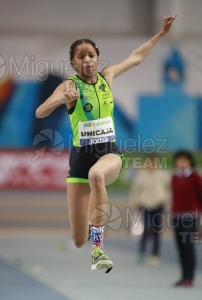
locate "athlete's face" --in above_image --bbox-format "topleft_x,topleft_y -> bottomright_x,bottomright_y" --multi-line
72,44 -> 98,77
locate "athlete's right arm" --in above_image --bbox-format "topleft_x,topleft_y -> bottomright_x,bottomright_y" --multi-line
35,80 -> 78,118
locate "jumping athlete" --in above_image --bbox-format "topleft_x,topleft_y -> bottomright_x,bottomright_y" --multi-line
36,15 -> 177,273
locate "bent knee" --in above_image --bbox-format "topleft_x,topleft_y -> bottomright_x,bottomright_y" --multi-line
88,169 -> 104,187
72,237 -> 86,248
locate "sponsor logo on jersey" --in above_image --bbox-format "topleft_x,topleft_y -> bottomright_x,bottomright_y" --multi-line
81,128 -> 114,137
83,103 -> 93,112
99,83 -> 106,92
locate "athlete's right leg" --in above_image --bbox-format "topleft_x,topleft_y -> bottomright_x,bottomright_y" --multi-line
67,183 -> 91,248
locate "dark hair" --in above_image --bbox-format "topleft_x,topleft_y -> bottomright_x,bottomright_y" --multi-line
173,150 -> 195,168
69,39 -> 99,65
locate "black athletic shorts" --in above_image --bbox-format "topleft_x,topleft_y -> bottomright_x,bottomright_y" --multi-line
66,142 -> 124,183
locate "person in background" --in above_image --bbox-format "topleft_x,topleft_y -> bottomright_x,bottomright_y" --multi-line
129,154 -> 171,265
171,150 -> 202,287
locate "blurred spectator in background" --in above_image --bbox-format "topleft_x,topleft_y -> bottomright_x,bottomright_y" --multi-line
171,150 -> 202,287
129,154 -> 171,265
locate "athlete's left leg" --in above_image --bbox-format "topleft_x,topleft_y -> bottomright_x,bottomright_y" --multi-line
88,153 -> 122,271
88,153 -> 122,226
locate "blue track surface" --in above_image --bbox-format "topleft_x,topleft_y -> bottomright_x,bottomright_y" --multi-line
0,258 -> 70,300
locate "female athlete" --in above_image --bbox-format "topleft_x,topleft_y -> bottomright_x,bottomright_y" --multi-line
36,15 -> 177,273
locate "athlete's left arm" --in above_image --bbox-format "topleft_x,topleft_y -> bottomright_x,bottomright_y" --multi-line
101,15 -> 177,81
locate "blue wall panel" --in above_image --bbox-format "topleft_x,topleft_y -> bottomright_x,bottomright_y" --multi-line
137,91 -> 198,151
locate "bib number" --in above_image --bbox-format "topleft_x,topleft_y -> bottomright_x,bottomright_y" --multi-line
78,117 -> 116,146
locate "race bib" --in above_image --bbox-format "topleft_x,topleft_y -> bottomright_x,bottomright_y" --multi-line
78,116 -> 116,146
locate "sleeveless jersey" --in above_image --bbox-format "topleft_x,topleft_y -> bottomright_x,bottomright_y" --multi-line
68,73 -> 116,147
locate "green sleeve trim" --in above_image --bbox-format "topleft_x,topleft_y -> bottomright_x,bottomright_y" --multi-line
66,177 -> 89,183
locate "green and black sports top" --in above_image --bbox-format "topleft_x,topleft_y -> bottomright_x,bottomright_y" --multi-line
68,73 -> 116,147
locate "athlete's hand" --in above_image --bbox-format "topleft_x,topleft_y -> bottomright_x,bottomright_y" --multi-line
160,14 -> 177,36
64,88 -> 79,103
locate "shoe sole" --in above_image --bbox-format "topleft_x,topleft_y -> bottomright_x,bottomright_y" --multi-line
91,259 -> 113,271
